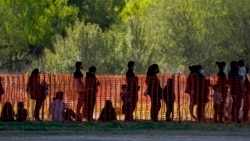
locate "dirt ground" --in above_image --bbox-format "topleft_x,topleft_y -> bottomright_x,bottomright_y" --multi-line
1,131 -> 250,141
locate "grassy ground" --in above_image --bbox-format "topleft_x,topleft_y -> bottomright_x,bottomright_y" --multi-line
0,121 -> 249,134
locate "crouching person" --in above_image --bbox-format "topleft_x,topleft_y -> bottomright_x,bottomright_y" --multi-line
50,91 -> 67,122
98,100 -> 117,122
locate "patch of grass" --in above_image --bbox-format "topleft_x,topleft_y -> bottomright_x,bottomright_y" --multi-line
0,121 -> 249,134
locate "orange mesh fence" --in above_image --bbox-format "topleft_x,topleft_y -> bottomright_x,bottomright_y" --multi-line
0,73 -> 249,122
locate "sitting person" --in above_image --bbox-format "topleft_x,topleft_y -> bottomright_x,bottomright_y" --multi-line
50,91 -> 67,122
16,102 -> 28,122
98,100 -> 117,122
1,102 -> 15,122
63,108 -> 76,122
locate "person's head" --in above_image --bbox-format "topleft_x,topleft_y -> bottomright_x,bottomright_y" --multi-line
196,65 -> 204,74
230,61 -> 238,71
88,66 -> 96,74
17,102 -> 24,110
238,60 -> 245,67
2,102 -> 13,113
151,64 -> 159,74
104,100 -> 113,109
188,65 -> 196,74
127,61 -> 135,71
55,91 -> 64,101
75,61 -> 83,70
216,61 -> 226,71
31,68 -> 40,76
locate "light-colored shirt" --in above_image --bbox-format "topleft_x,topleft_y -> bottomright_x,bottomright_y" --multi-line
50,99 -> 67,122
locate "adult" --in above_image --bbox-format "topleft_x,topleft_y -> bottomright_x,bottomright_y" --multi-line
26,68 -> 48,121
228,61 -> 243,122
122,61 -> 139,121
50,91 -> 67,122
145,64 -> 162,121
213,61 -> 227,123
73,61 -> 85,121
84,66 -> 100,121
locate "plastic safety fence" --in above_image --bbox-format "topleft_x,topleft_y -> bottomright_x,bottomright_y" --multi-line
0,74 -> 249,122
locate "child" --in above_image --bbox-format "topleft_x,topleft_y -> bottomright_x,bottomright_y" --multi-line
16,102 -> 28,122
1,102 -> 15,122
212,85 -> 223,123
98,100 -> 117,122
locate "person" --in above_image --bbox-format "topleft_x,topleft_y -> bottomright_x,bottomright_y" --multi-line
213,61 -> 228,123
145,64 -> 162,121
98,100 -> 117,122
26,68 -> 49,121
73,61 -> 85,121
16,102 -> 28,122
185,65 -> 197,120
194,65 -> 209,122
163,78 -> 175,121
0,102 -> 15,122
238,60 -> 249,121
84,66 -> 100,121
50,91 -> 67,122
122,61 -> 139,121
228,61 -> 243,123
0,76 -> 4,101
188,65 -> 209,122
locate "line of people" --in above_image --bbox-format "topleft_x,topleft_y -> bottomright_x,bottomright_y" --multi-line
185,60 -> 249,123
0,60 -> 248,123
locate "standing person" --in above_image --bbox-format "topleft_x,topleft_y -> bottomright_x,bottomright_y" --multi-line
185,65 -> 197,120
213,61 -> 228,123
73,61 -> 85,121
238,60 -> 249,121
50,91 -> 67,122
145,64 -> 162,121
84,66 -> 100,121
26,68 -> 48,121
194,65 -> 209,122
122,61 -> 139,121
163,78 -> 175,121
228,61 -> 243,123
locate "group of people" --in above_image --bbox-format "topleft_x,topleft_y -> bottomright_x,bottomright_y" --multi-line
185,60 -> 249,123
0,60 -> 248,123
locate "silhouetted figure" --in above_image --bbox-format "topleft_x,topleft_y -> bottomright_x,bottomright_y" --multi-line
228,61 -> 242,123
163,78 -> 175,121
185,65 -> 197,120
1,102 -> 15,122
73,61 -> 85,121
16,102 -> 28,122
98,100 -> 117,122
238,60 -> 249,121
50,91 -> 67,122
122,61 -> 139,121
26,68 -> 48,121
0,77 -> 4,101
145,64 -> 162,121
84,66 -> 100,121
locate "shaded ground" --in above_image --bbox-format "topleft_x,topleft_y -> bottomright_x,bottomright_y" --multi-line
1,131 -> 250,141
0,121 -> 250,141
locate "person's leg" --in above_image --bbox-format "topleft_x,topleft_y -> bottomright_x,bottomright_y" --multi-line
76,92 -> 84,121
34,98 -> 44,120
213,103 -> 218,122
